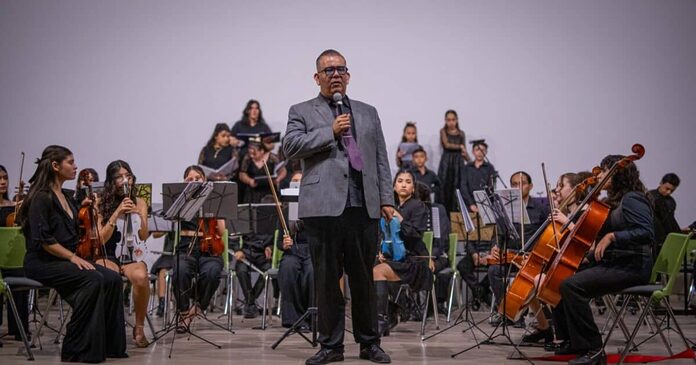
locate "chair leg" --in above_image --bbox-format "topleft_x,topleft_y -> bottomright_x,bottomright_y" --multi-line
227,272 -> 235,331
605,295 -> 634,345
645,300 -> 672,356
602,293 -> 630,350
261,274 -> 269,330
31,288 -> 58,349
431,286 -> 439,330
163,271 -> 171,328
662,298 -> 696,365
447,273 -> 457,323
5,287 -> 34,360
276,292 -> 282,317
619,295 -> 652,364
420,290 -> 430,338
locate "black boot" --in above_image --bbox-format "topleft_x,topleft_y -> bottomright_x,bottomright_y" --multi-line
375,281 -> 390,337
244,291 -> 258,319
156,297 -> 165,317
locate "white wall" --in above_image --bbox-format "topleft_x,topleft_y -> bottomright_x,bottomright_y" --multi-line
1,0 -> 695,225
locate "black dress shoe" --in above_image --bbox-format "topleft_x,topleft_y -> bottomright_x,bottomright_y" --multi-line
568,350 -> 606,365
305,348 -> 344,365
521,327 -> 553,344
554,340 -> 580,356
359,344 -> 391,364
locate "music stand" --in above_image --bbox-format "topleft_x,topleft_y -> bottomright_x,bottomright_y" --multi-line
422,190 -> 488,343
451,190 -> 531,363
155,182 -> 221,357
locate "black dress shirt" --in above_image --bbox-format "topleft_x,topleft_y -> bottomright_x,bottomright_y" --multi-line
23,188 -> 80,261
460,161 -> 497,209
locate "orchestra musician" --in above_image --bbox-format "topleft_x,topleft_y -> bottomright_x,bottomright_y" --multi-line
95,160 -> 151,348
20,146 -> 127,362
170,165 -> 226,329
558,155 -> 654,365
372,170 -> 433,336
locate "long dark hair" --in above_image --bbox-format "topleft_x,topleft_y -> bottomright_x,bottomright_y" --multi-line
100,160 -> 137,224
444,109 -> 461,131
393,169 -> 418,204
0,165 -> 8,201
401,122 -> 418,143
18,145 -> 73,226
600,155 -> 647,209
206,123 -> 231,149
241,99 -> 266,126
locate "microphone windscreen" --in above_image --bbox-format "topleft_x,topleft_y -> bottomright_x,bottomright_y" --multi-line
332,92 -> 343,104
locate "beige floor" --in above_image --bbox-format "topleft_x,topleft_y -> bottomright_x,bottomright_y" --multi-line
2,304 -> 695,364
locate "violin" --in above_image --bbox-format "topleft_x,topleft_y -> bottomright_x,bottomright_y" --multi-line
380,217 -> 406,262
5,152 -> 26,227
536,144 -> 645,307
500,166 -> 602,321
76,170 -> 106,261
198,218 -> 224,256
115,181 -> 148,263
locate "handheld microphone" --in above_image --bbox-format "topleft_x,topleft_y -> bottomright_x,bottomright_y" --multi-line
332,92 -> 343,114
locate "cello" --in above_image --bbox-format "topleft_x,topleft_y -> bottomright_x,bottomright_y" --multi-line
536,144 -> 645,306
76,170 -> 107,262
500,167 -> 602,321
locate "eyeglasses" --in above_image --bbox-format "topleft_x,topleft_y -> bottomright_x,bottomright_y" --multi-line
319,66 -> 348,76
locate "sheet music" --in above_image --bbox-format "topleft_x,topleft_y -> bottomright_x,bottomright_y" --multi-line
495,189 -> 530,225
456,189 -> 475,232
164,182 -> 213,221
199,157 -> 238,178
473,190 -> 496,225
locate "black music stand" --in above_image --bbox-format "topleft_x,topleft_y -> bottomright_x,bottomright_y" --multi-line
154,182 -> 220,357
451,190 -> 532,363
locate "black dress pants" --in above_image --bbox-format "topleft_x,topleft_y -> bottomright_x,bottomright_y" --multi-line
24,255 -> 127,363
173,254 -> 223,312
278,245 -> 314,327
235,250 -> 271,304
304,207 -> 380,351
559,264 -> 648,351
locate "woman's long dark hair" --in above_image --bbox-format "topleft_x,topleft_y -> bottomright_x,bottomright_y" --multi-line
205,123 -> 231,149
0,165 -> 9,201
241,99 -> 266,126
600,154 -> 647,209
100,160 -> 137,225
183,165 -> 206,181
393,169 -> 418,204
18,145 -> 73,226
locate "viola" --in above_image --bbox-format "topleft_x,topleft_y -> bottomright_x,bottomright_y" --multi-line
500,167 -> 602,321
380,217 -> 406,262
198,218 -> 224,256
536,144 -> 645,307
76,170 -> 106,261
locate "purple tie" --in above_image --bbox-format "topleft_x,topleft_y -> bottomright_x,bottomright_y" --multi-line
332,103 -> 364,171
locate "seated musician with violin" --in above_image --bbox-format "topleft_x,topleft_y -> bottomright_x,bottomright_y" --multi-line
21,146 -> 127,362
373,170 -> 433,337
74,167 -> 99,206
488,171 -> 549,327
95,160 -> 151,348
277,172 -> 314,329
557,154 -> 653,365
0,164 -> 30,343
171,166 -> 226,330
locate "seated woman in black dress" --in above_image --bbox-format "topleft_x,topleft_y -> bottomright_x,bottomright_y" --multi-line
171,165 -> 226,329
372,170 -> 433,336
95,160 -> 151,347
558,155 -> 654,365
20,145 -> 126,362
198,123 -> 238,181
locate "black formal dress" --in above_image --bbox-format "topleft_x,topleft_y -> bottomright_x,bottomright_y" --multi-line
22,188 -> 126,362
437,129 -> 466,213
277,220 -> 314,327
384,198 -> 433,291
558,191 -> 654,352
171,220 -> 224,312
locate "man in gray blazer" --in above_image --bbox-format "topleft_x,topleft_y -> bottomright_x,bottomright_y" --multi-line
283,49 -> 394,365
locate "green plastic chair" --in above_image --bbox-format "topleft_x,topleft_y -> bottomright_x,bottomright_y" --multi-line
602,232 -> 695,364
0,227 -> 41,360
261,229 -> 281,328
419,231 -> 440,338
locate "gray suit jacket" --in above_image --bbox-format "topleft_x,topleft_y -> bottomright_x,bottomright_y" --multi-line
283,95 -> 394,219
